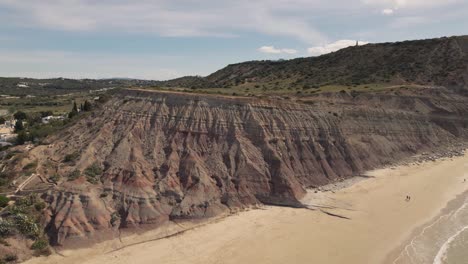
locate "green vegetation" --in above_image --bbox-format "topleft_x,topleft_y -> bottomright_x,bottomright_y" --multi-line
84,163 -> 103,184
0,219 -> 15,237
30,238 -> 51,256
68,101 -> 79,119
0,195 -> 9,208
49,174 -> 61,183
67,169 -> 81,181
145,83 -> 420,98
0,172 -> 8,188
34,202 -> 46,212
13,111 -> 27,120
31,239 -> 48,250
0,194 -> 50,257
154,36 -> 468,94
14,213 -> 40,238
9,109 -> 71,145
63,152 -> 79,163
110,212 -> 120,226
3,254 -> 17,262
23,161 -> 37,171
14,120 -> 24,132
0,77 -> 134,97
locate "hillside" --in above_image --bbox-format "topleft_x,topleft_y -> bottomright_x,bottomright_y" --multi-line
2,35 -> 468,262
0,86 -> 466,252
161,36 -> 468,92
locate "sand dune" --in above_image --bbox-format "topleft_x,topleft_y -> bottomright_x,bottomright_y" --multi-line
25,152 -> 468,264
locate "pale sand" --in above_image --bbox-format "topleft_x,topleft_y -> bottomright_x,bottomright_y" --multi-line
25,153 -> 468,264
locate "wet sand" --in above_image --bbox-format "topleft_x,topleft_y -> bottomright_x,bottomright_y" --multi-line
25,152 -> 468,264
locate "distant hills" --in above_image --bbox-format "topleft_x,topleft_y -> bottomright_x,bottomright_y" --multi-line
159,35 -> 468,93
2,35 -> 468,97
0,77 -> 157,96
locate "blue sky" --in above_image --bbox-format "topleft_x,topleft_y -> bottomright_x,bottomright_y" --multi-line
0,0 -> 467,80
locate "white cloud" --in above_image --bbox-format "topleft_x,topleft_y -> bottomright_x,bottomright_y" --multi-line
258,46 -> 282,54
382,8 -> 394,15
258,46 -> 298,54
390,16 -> 428,28
281,49 -> 298,54
0,0 -> 329,44
307,40 -> 369,56
362,0 -> 460,9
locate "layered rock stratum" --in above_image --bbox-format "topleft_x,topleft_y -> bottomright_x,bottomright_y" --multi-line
14,87 -> 468,246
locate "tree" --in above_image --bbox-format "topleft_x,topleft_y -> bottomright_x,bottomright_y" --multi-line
73,101 -> 78,112
14,120 -> 24,132
40,111 -> 53,118
83,100 -> 92,111
68,101 -> 79,119
14,111 -> 27,121
16,131 -> 29,145
26,112 -> 42,127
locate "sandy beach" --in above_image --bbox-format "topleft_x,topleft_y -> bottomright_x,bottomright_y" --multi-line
24,152 -> 468,264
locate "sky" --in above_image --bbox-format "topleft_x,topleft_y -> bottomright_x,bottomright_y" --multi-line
0,0 -> 467,80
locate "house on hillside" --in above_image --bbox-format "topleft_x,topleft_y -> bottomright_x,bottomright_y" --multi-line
42,115 -> 65,124
16,83 -> 29,88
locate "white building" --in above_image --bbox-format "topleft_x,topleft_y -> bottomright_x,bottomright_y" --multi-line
42,115 -> 65,124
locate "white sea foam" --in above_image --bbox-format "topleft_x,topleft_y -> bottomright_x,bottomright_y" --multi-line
433,225 -> 468,264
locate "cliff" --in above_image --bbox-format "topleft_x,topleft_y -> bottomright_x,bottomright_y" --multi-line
12,86 -> 467,246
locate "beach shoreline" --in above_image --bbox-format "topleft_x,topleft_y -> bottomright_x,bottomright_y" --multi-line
24,151 -> 468,264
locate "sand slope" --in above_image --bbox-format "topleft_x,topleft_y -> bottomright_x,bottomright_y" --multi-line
25,153 -> 468,264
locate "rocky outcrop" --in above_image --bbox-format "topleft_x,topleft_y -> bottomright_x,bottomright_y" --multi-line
23,88 -> 468,246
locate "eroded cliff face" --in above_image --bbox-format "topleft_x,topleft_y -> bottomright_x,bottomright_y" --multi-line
22,88 -> 468,246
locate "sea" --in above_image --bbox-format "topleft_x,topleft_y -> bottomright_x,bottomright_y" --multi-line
392,191 -> 468,264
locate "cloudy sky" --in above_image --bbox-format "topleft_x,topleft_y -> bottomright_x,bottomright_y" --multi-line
0,0 -> 467,80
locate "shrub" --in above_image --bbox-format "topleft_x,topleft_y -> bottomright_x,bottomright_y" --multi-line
0,196 -> 9,208
49,174 -> 61,183
0,219 -> 15,237
31,239 -> 49,250
84,163 -> 103,184
34,202 -> 46,212
8,204 -> 28,215
67,170 -> 81,181
0,178 -> 7,187
110,212 -> 120,226
23,162 -> 37,171
16,131 -> 29,145
14,214 -> 39,239
4,254 -> 17,262
63,152 -> 79,163
16,194 -> 38,207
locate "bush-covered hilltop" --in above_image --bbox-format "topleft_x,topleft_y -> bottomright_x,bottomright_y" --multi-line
159,36 -> 468,91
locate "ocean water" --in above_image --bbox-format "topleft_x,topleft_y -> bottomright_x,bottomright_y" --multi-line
392,193 -> 468,264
